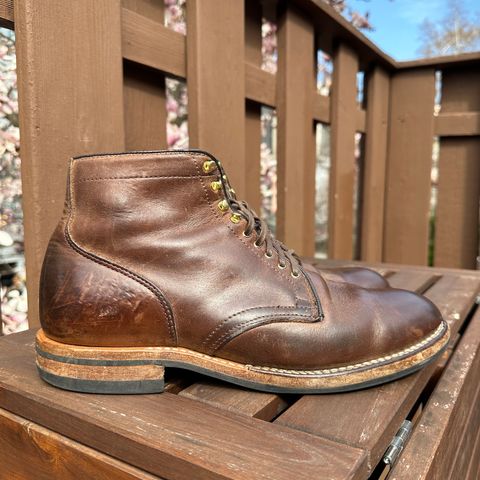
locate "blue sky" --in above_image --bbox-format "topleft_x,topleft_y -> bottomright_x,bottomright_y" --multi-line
348,0 -> 479,60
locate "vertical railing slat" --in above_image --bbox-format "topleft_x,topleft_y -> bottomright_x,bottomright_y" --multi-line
383,69 -> 436,265
244,0 -> 263,212
123,0 -> 167,150
186,0 -> 246,196
328,43 -> 358,260
15,0 -> 125,327
276,5 -> 316,256
361,66 -> 390,262
434,68 -> 480,269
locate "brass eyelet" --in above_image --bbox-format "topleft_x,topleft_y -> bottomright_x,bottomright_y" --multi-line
230,213 -> 242,224
278,263 -> 286,269
254,241 -> 261,248
242,231 -> 252,238
218,200 -> 229,212
265,251 -> 273,258
210,181 -> 222,192
291,271 -> 300,278
202,160 -> 216,173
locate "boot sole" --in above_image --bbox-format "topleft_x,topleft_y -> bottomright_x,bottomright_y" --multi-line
35,322 -> 449,394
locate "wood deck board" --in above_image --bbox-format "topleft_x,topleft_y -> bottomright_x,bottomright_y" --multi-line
178,379 -> 291,421
1,264 -> 479,478
0,331 -> 368,480
274,268 -> 478,473
389,308 -> 480,479
0,407 -> 161,480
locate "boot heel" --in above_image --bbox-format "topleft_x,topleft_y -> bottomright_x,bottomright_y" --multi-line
35,329 -> 165,394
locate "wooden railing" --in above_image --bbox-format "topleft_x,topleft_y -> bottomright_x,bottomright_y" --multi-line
0,0 -> 479,327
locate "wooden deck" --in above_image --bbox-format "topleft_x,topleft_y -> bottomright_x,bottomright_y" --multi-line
0,261 -> 479,479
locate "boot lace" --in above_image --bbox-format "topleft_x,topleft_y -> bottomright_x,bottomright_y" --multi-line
228,198 -> 301,277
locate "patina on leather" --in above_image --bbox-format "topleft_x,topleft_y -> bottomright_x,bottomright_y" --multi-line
40,150 -> 444,371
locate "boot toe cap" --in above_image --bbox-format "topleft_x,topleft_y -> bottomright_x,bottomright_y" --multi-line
215,285 -> 447,373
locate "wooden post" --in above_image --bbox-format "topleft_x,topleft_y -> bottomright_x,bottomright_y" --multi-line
186,0 -> 246,196
14,0 -> 125,326
244,0 -> 263,213
123,0 -> 167,150
276,5 -> 316,256
361,66 -> 390,262
328,43 -> 358,260
383,69 -> 436,265
434,67 -> 480,269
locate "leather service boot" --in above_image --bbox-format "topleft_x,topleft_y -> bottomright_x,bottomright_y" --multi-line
36,150 -> 449,394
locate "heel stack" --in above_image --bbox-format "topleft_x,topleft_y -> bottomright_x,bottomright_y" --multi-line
35,329 -> 165,394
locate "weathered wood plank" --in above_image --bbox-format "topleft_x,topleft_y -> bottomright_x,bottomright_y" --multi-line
328,43 -> 359,259
390,309 -> 480,479
466,423 -> 480,480
387,271 -> 439,293
15,0 -> 125,327
178,379 -> 289,421
276,4 -> 316,256
0,407 -> 160,479
361,66 -> 390,262
310,257 -> 480,278
187,0 -> 246,196
275,270 -> 472,473
383,69 -> 436,265
422,274 -> 480,338
0,331 -> 369,480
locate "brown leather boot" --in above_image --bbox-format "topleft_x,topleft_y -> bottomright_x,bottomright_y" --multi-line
36,150 -> 449,394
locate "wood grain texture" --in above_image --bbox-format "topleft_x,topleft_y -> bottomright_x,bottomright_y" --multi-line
276,5 -> 316,256
423,274 -> 480,338
178,379 -> 289,421
0,407 -> 160,480
390,309 -> 480,480
361,67 -> 390,262
386,271 -> 438,293
15,0 -> 125,327
328,43 -> 359,259
187,0 -> 246,197
0,331 -> 369,480
383,69 -> 436,265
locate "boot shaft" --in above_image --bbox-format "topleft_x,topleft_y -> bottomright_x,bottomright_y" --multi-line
41,151 -> 320,349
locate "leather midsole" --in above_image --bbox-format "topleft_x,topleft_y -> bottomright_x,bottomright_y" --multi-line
36,323 -> 449,389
